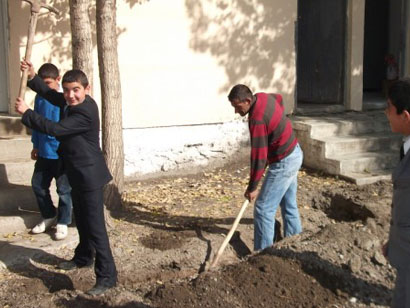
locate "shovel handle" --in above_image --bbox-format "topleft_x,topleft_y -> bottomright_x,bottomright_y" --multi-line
210,199 -> 250,268
18,12 -> 38,99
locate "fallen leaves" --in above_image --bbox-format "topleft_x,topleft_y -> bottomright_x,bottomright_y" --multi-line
123,168 -> 249,219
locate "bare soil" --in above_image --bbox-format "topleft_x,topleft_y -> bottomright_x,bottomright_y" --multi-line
0,157 -> 395,307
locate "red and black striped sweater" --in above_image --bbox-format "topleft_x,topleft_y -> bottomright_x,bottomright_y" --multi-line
247,93 -> 298,192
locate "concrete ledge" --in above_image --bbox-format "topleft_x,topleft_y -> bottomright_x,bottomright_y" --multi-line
124,120 -> 249,178
0,115 -> 31,137
340,170 -> 392,185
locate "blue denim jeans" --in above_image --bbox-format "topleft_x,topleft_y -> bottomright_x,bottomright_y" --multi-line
31,157 -> 72,225
254,144 -> 303,250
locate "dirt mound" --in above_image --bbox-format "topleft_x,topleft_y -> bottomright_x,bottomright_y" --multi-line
148,252 -> 345,308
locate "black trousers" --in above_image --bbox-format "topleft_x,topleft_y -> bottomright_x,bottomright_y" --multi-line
71,186 -> 117,286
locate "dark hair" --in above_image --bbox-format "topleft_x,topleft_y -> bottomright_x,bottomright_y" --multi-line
38,63 -> 59,80
62,69 -> 89,88
228,84 -> 253,102
388,78 -> 410,114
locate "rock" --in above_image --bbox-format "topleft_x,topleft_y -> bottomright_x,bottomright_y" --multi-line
372,251 -> 387,266
348,254 -> 362,273
366,218 -> 378,234
362,239 -> 374,251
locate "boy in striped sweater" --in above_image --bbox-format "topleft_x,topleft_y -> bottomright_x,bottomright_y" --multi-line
228,84 -> 303,250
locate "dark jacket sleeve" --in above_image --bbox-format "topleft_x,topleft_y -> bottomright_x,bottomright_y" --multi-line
27,75 -> 66,108
21,106 -> 91,137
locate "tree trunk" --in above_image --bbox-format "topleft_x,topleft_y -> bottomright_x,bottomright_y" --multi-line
69,0 -> 93,92
96,0 -> 124,210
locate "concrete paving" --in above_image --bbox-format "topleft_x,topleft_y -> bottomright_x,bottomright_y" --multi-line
0,226 -> 78,269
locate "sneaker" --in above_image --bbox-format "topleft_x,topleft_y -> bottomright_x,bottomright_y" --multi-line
55,224 -> 68,240
31,217 -> 56,234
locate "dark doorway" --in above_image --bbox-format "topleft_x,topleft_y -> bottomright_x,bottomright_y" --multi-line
363,0 -> 389,92
297,0 -> 346,105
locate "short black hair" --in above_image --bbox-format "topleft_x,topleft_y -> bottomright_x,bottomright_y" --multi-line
228,84 -> 253,102
388,78 -> 410,114
38,63 -> 59,80
62,69 -> 89,88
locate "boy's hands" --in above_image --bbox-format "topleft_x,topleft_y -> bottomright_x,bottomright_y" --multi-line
15,97 -> 30,115
20,59 -> 35,80
31,148 -> 38,160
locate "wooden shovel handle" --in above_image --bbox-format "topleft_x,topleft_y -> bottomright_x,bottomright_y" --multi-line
18,12 -> 38,99
210,199 -> 250,268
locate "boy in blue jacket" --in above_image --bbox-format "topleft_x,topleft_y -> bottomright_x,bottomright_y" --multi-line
30,63 -> 72,240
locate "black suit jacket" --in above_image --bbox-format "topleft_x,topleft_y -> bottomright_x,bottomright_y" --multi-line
22,75 -> 112,191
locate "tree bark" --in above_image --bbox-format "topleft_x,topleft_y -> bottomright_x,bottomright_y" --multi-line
69,0 -> 93,92
96,0 -> 124,210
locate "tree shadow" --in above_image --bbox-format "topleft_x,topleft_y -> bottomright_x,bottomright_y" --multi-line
110,197 -> 254,266
185,0 -> 296,95
265,248 -> 393,306
0,240 -> 74,293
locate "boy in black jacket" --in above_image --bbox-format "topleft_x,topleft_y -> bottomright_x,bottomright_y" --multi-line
16,60 -> 117,296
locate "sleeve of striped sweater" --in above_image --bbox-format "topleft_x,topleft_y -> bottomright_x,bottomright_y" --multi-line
247,118 -> 268,192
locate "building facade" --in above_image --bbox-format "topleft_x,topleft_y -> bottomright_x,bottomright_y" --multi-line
1,0 -> 409,178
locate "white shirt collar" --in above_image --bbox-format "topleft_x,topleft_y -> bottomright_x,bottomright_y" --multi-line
403,135 -> 410,155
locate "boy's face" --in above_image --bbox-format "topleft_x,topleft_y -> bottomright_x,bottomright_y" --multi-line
43,77 -> 60,91
385,98 -> 410,134
63,81 -> 90,106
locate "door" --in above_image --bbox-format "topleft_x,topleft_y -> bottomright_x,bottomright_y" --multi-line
297,0 -> 346,104
363,0 -> 389,91
0,1 -> 9,113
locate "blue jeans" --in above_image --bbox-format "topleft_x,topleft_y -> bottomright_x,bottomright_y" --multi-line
254,144 -> 303,250
31,157 -> 72,225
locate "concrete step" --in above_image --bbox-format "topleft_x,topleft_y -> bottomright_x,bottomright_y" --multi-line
0,159 -> 35,185
0,211 -> 40,236
341,169 -> 393,185
326,151 -> 399,175
0,115 -> 31,137
0,136 -> 32,160
0,183 -> 59,234
292,111 -> 390,139
320,133 -> 402,157
0,226 -> 79,269
0,184 -> 37,212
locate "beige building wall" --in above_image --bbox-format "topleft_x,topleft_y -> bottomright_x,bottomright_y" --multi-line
7,0 -> 297,127
117,0 -> 297,128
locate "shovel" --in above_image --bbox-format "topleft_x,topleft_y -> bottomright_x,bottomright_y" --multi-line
208,199 -> 250,270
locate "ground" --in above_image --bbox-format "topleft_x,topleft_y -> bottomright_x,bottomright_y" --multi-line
0,156 -> 396,308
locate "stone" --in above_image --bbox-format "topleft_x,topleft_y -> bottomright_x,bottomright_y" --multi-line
372,251 -> 387,266
348,254 -> 362,273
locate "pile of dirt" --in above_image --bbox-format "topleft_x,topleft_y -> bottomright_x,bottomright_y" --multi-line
0,158 -> 396,307
148,253 -> 346,308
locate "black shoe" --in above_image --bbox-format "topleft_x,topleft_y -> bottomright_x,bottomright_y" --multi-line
86,284 -> 114,296
57,260 -> 92,271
